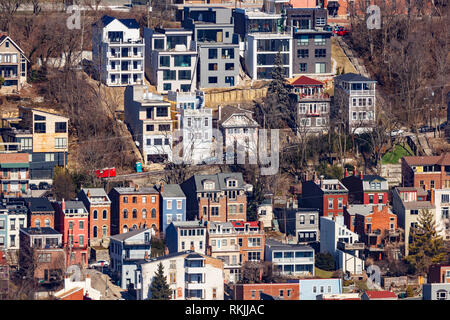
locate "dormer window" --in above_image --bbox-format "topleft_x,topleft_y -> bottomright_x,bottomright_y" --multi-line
203,180 -> 215,190
5,41 -> 9,48
227,179 -> 237,188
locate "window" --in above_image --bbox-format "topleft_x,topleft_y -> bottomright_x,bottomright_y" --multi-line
314,35 -> 326,45
157,107 -> 168,117
436,290 -> 447,300
178,70 -> 191,80
142,209 -> 147,219
208,77 -> 218,84
225,76 -> 235,86
442,208 -> 449,219
158,124 -> 170,132
79,235 -> 84,247
315,62 -> 326,73
248,252 -> 261,261
208,49 -> 218,59
151,208 -> 156,218
299,215 -> 305,225
310,215 -> 315,224
431,180 -> 435,189
102,210 -> 107,220
279,290 -> 284,297
162,70 -> 176,81
328,198 -> 333,209
174,55 -> 191,67
123,209 -> 128,219
338,198 -> 343,208
154,39 -> 164,49
163,83 -> 172,91
211,207 -> 219,216
248,238 -> 261,247
142,196 -> 147,203
152,196 -> 156,203
35,219 -> 40,228
132,209 -> 137,219
177,200 -> 182,210
378,194 -> 383,203
297,49 -> 309,58
298,35 -> 309,45
79,221 -> 84,229
316,17 -> 326,27
313,286 -> 317,293
45,153 -> 55,162
123,197 -> 128,204
315,49 -> 326,58
208,63 -> 218,71
167,200 -> 172,210
299,63 -> 307,72
34,122 -> 46,133
225,63 -> 234,70
222,48 -> 234,59
102,225 -> 107,237
251,290 -> 256,299
54,137 -> 67,149
93,210 -> 98,220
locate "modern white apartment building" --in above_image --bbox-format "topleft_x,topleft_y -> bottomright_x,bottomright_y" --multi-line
245,32 -> 293,80
124,85 -> 173,164
144,27 -> 197,94
92,15 -> 144,86
431,189 -> 450,241
136,251 -> 224,300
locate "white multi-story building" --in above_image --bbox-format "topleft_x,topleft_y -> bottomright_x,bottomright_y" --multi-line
136,251 -> 224,300
5,201 -> 27,250
124,85 -> 173,164
218,106 -> 260,163
245,33 -> 293,80
92,15 -> 144,86
432,189 -> 450,241
333,73 -> 377,134
320,216 -> 365,275
169,90 -> 213,164
144,27 -> 197,94
165,220 -> 207,255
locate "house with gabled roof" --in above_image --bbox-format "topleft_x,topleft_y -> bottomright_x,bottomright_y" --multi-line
92,15 -> 144,86
0,33 -> 29,94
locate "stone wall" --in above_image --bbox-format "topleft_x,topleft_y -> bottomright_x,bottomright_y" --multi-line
203,87 -> 268,107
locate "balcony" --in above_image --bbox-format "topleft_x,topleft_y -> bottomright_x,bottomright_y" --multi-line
211,244 -> 240,252
349,90 -> 375,96
185,281 -> 205,290
107,39 -> 144,45
296,93 -> 330,101
185,267 -> 204,274
124,240 -> 151,246
337,241 -> 365,251
272,257 -> 314,263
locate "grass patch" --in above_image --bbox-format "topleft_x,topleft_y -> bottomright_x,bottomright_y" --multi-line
315,267 -> 334,279
382,144 -> 413,164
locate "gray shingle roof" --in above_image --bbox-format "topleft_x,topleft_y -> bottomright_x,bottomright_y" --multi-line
171,220 -> 206,228
64,201 -> 87,211
23,197 -> 54,213
113,186 -> 158,195
335,73 -> 376,82
161,184 -> 186,198
21,227 -> 60,235
81,188 -> 109,198
110,228 -> 152,242
265,239 -> 313,251
193,172 -> 245,192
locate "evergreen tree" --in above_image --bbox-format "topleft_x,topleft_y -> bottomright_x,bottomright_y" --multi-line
268,51 -> 291,106
149,262 -> 171,300
406,209 -> 447,275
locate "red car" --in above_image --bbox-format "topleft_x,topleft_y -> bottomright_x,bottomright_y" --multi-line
333,26 -> 349,36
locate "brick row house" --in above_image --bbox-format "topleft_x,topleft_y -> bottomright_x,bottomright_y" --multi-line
181,173 -> 247,223
108,186 -> 160,235
0,153 -> 30,197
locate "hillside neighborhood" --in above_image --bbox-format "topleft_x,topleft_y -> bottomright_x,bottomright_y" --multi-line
0,0 -> 449,302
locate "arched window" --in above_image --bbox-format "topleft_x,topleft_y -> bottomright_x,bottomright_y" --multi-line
93,210 -> 98,220
151,208 -> 156,218
123,209 -> 128,219
93,226 -> 98,238
35,219 -> 40,228
142,209 -> 147,219
132,209 -> 138,219
132,224 -> 137,230
151,224 -> 157,232
102,225 -> 107,237
44,219 -> 50,227
123,225 -> 128,233
102,210 -> 107,220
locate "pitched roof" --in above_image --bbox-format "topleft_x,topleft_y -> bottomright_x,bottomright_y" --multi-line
217,105 -> 259,127
112,186 -> 158,195
193,172 -> 245,192
95,15 -> 140,29
231,221 -> 259,228
403,155 -> 447,166
161,184 -> 185,198
171,220 -> 206,228
110,228 -> 152,241
81,188 -> 108,198
0,35 -> 29,61
265,239 -> 313,251
335,73 -> 376,83
364,290 -> 397,299
21,227 -> 61,235
290,75 -> 324,86
23,197 -> 54,213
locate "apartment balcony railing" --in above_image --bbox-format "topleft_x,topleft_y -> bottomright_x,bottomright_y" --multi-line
272,257 -> 314,263
235,230 -> 264,235
107,39 -> 144,45
0,142 -> 22,153
211,244 -> 240,252
349,90 -> 375,96
297,93 -> 330,101
124,240 -> 151,246
337,241 -> 365,251
185,267 -> 205,274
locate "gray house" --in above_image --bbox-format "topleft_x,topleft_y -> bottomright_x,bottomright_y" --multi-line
276,207 -> 319,244
265,239 -> 315,276
423,283 -> 450,300
109,228 -> 152,290
286,8 -> 332,76
182,7 -> 240,88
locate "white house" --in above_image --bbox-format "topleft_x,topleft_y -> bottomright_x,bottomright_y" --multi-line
320,216 -> 365,275
92,15 -> 144,86
124,85 -> 173,164
6,203 -> 27,250
136,251 -> 224,300
165,220 -> 207,255
432,189 -> 450,241
257,198 -> 273,230
54,275 -> 102,300
218,106 -> 260,164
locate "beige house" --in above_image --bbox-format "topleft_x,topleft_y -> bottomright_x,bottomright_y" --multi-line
0,34 -> 28,94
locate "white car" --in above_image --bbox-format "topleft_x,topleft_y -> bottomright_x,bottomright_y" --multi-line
89,260 -> 109,268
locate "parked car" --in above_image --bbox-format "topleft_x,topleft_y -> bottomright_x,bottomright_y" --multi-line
89,260 -> 109,269
333,26 -> 349,36
419,125 -> 436,133
29,184 -> 38,190
323,25 -> 333,32
38,182 -> 51,190
389,129 -> 405,137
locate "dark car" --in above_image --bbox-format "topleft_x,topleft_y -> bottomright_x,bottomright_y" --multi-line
323,25 -> 333,32
30,184 -> 38,190
38,182 -> 51,190
419,125 -> 436,133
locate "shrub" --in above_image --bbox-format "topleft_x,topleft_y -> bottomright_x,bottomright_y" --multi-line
315,252 -> 336,271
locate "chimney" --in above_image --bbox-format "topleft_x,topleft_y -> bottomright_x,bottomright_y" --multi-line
360,171 -> 363,180
87,190 -> 91,198
190,243 -> 195,251
160,182 -> 164,194
206,245 -> 211,256
144,251 -> 149,260
320,175 -> 324,188
344,168 -> 348,177
61,199 -> 66,212
135,184 -> 139,191
164,246 -> 169,255
218,105 -> 222,121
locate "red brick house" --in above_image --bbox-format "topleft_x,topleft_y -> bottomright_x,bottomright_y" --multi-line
428,264 -> 450,284
353,205 -> 399,258
341,172 -> 388,205
232,283 -> 300,300
53,200 -> 89,267
301,178 -> 348,220
24,197 -> 55,229
0,152 -> 30,197
108,185 -> 160,235
401,154 -> 450,192
77,188 -> 111,246
232,221 -> 265,264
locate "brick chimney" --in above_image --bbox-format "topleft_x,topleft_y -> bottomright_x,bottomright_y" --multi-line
61,199 -> 66,212
206,245 -> 211,256
144,251 -> 149,260
190,243 -> 195,251
160,182 -> 164,193
164,246 -> 169,255
135,184 -> 139,191
344,168 -> 348,177
360,171 -> 363,180
87,190 -> 91,198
